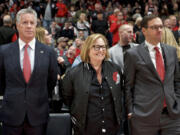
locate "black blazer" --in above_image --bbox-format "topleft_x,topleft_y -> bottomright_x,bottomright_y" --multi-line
0,40 -> 58,126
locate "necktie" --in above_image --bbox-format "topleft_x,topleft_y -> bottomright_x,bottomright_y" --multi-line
154,47 -> 166,107
23,44 -> 31,83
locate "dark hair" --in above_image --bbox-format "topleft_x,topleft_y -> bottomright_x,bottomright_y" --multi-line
141,15 -> 159,28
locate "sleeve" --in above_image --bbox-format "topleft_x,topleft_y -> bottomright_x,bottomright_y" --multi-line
47,48 -> 58,98
124,50 -> 137,114
62,70 -> 73,107
109,22 -> 118,33
0,47 -> 5,95
173,48 -> 180,98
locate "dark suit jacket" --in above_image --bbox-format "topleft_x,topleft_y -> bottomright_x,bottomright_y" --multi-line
0,40 -> 58,126
124,43 -> 180,124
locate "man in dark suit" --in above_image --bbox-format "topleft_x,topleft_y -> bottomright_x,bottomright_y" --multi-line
124,15 -> 180,135
0,8 -> 58,135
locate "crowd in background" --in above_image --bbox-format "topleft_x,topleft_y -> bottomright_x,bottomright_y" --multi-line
0,0 -> 180,45
0,0 -> 180,112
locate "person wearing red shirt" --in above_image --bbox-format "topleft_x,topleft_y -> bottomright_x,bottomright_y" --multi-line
55,0 -> 68,26
110,11 -> 127,46
108,8 -> 120,25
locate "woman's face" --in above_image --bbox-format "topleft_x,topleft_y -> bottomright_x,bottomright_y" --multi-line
89,38 -> 107,63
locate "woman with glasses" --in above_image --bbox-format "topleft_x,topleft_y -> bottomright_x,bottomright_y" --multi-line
62,33 -> 124,135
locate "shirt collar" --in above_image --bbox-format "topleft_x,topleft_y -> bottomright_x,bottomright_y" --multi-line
19,38 -> 36,51
145,40 -> 161,51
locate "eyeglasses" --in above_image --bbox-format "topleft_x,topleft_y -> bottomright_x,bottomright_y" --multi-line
147,25 -> 163,30
92,45 -> 107,51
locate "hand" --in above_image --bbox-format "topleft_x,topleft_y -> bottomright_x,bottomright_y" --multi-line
57,74 -> 61,80
128,113 -> 132,119
57,56 -> 64,64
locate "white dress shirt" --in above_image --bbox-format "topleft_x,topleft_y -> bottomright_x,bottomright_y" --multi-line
145,40 -> 164,69
19,38 -> 35,72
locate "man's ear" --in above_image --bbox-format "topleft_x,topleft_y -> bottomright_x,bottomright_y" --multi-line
141,27 -> 146,35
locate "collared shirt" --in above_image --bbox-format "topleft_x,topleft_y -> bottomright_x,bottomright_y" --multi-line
19,38 -> 35,72
145,40 -> 164,69
85,64 -> 118,135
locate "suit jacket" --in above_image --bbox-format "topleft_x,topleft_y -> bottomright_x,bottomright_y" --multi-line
124,43 -> 180,124
109,43 -> 138,70
0,40 -> 58,126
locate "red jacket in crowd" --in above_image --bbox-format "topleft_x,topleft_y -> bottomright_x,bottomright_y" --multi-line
110,21 -> 128,45
56,2 -> 68,17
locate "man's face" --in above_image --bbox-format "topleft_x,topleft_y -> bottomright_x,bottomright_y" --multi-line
120,26 -> 133,44
170,16 -> 177,27
117,12 -> 123,21
67,46 -> 76,58
16,13 -> 37,42
142,18 -> 163,45
59,42 -> 66,50
97,13 -> 103,20
164,19 -> 171,29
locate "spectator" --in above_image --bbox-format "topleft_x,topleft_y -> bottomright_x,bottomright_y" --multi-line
169,15 -> 179,44
145,0 -> 156,15
169,15 -> 178,31
55,0 -> 68,26
44,28 -> 53,47
76,13 -> 90,39
77,29 -> 86,40
91,12 -> 109,36
0,14 -> 17,45
89,3 -> 104,22
161,27 -> 180,63
71,38 -> 85,67
68,4 -> 76,21
36,27 -> 46,44
109,24 -> 137,71
73,4 -> 89,23
110,11 -> 127,46
55,37 -> 68,57
50,20 -> 61,40
56,21 -> 76,40
41,0 -> 57,33
58,45 -> 76,74
163,18 -> 172,29
108,8 -> 120,26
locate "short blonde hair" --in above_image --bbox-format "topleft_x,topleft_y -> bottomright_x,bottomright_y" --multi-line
36,27 -> 46,44
80,34 -> 109,63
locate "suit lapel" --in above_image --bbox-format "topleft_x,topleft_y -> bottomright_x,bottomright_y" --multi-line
11,41 -> 25,82
28,41 -> 42,84
137,43 -> 162,81
160,43 -> 169,81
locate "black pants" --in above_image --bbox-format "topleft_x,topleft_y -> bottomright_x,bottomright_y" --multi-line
2,115 -> 47,135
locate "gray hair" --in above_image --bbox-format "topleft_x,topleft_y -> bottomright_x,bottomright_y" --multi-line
16,8 -> 37,24
3,15 -> 12,25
